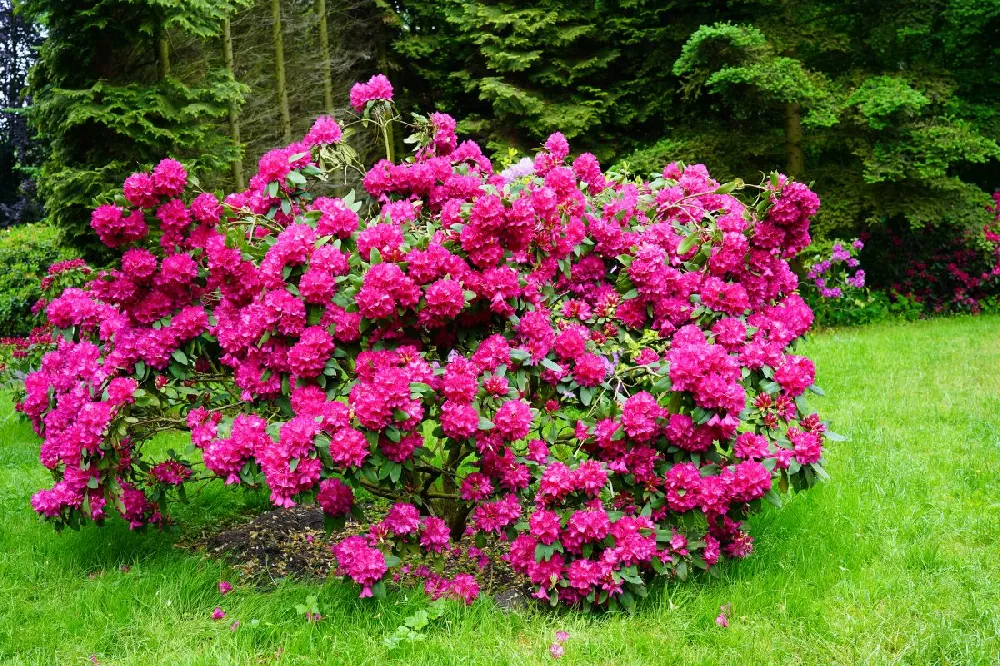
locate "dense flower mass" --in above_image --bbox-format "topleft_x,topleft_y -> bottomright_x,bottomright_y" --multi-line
20,76 -> 831,610
860,195 -> 1000,314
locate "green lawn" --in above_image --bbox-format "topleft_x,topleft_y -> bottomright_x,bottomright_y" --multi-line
2,316 -> 1000,665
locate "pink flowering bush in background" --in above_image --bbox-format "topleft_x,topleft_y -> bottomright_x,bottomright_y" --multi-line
18,76 -> 834,610
860,192 -> 1000,316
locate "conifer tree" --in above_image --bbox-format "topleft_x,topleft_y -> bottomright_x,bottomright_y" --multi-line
0,0 -> 43,227
22,0 -> 250,248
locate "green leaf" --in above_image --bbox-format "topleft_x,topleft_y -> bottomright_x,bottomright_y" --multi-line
650,377 -> 672,394
677,233 -> 700,255
541,358 -> 562,373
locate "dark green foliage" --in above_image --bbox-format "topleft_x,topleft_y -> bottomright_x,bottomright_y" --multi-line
0,223 -> 77,336
861,219 -> 1000,314
804,289 -> 924,328
389,0 -> 679,159
657,2 -> 1000,238
1,0 -> 44,228
388,0 -> 1000,239
11,0 -> 1000,253
22,0 -> 250,252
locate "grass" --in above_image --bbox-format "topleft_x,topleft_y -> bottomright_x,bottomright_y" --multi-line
2,315 -> 1000,665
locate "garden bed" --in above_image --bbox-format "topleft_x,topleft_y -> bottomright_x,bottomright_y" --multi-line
183,504 -> 532,607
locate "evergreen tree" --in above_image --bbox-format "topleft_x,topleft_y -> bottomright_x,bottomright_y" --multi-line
22,0 -> 250,249
0,0 -> 43,228
388,0 -> 1000,237
667,2 -> 1000,236
619,1 -> 999,237
391,0 -> 624,156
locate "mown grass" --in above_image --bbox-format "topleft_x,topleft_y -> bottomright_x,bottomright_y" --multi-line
2,315 -> 999,665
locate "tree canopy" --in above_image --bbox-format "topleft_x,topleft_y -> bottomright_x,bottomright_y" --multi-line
9,0 -> 1000,243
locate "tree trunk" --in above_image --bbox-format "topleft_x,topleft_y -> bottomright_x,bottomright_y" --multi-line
271,0 -> 292,143
222,18 -> 245,190
157,25 -> 171,79
784,102 -> 805,178
317,0 -> 334,115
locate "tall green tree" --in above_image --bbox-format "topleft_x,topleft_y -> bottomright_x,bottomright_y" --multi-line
388,0 -> 680,155
623,1 -> 999,238
226,0 -> 381,175
22,0 -> 250,249
1,0 -> 43,228
270,0 -> 292,142
388,0 -> 1000,237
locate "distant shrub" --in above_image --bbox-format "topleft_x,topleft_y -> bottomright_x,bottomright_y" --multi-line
799,238 -> 922,327
0,224 -> 80,336
0,258 -> 92,387
860,196 -> 1000,315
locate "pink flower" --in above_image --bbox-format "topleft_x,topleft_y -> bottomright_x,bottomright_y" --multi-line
573,353 -> 607,387
384,503 -> 422,536
349,74 -> 394,112
493,399 -> 533,441
555,631 -> 570,643
152,158 -> 187,197
212,607 -> 226,620
149,460 -> 189,486
317,478 -> 354,517
218,580 -> 233,595
549,642 -> 565,659
90,204 -> 148,248
332,536 -> 388,597
123,172 -> 157,208
420,515 -> 450,553
449,573 -> 480,605
305,115 -> 342,146
715,603 -> 731,628
441,401 -> 479,439
775,355 -> 816,397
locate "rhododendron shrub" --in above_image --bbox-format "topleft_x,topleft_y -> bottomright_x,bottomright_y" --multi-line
862,194 -> 1000,314
21,77 -> 833,609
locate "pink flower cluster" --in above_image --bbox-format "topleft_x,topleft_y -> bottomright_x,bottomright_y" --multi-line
349,74 -> 394,113
23,75 -> 829,610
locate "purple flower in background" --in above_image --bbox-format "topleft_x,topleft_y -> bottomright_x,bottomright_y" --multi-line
808,238 -> 865,300
831,243 -> 851,262
501,157 -> 535,182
